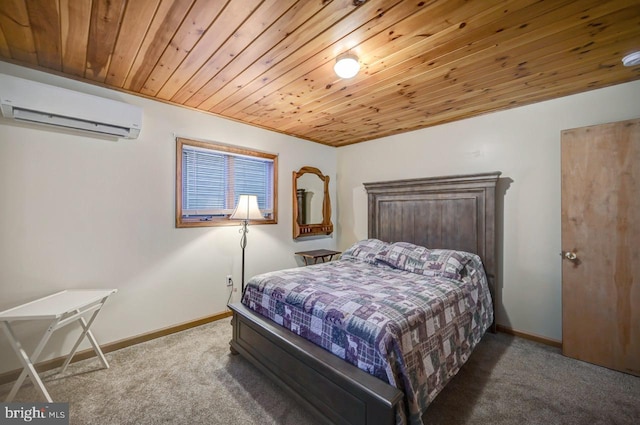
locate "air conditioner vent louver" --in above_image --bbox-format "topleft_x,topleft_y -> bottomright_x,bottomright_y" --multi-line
0,74 -> 142,139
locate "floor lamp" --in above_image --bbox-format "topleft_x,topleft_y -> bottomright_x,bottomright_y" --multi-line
229,195 -> 264,293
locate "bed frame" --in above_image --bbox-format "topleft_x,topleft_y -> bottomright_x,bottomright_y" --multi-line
229,172 -> 501,425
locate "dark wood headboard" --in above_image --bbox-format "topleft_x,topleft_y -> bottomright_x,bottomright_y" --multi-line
363,172 -> 501,321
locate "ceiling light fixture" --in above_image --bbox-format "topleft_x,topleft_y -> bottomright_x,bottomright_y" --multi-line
622,51 -> 640,67
334,52 -> 360,79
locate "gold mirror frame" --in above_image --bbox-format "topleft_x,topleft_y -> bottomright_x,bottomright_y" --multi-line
293,166 -> 333,239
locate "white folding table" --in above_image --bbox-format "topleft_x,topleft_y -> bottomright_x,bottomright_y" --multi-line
0,289 -> 117,402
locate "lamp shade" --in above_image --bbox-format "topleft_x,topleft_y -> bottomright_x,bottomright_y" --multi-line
230,195 -> 264,221
334,53 -> 360,79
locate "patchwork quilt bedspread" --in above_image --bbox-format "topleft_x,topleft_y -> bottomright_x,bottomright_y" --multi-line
242,254 -> 493,425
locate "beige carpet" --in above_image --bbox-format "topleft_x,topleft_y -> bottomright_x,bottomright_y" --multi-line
1,318 -> 638,424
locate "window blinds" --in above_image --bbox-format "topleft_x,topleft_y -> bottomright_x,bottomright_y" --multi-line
182,145 -> 274,216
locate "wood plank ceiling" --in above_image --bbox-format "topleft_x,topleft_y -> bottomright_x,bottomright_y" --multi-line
0,0 -> 638,147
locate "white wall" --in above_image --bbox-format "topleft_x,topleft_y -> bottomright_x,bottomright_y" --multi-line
336,80 -> 640,342
0,62 -> 337,374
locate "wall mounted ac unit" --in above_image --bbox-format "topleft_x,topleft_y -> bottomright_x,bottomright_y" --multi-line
0,73 -> 142,139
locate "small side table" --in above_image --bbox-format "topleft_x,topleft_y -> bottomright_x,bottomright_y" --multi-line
295,249 -> 341,266
0,289 -> 117,402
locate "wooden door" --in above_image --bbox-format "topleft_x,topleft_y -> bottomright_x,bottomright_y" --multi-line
561,118 -> 639,376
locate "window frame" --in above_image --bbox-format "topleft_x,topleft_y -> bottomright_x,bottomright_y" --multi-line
175,137 -> 278,228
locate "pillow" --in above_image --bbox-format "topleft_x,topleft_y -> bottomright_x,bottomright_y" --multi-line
341,239 -> 389,264
375,242 -> 474,279
374,241 -> 430,272
420,249 -> 475,278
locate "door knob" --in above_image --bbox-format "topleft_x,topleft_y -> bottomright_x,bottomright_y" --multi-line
564,251 -> 578,260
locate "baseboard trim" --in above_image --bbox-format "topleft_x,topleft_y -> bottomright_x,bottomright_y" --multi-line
0,310 -> 232,386
496,324 -> 562,348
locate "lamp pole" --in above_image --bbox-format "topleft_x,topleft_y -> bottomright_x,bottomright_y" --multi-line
229,194 -> 264,296
239,219 -> 249,293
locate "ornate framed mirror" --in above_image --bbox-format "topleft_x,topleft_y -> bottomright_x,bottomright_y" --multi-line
292,166 -> 333,239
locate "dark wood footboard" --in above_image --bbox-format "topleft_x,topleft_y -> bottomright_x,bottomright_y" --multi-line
229,303 -> 404,425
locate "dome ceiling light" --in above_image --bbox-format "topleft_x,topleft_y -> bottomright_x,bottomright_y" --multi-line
334,52 -> 360,79
622,51 -> 640,67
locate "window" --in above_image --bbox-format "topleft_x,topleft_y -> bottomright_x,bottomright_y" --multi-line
176,137 -> 278,227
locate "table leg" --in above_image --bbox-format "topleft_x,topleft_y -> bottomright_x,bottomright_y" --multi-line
60,303 -> 109,374
2,320 -> 57,402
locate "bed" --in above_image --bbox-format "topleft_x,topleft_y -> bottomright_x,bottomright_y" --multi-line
229,172 -> 501,425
